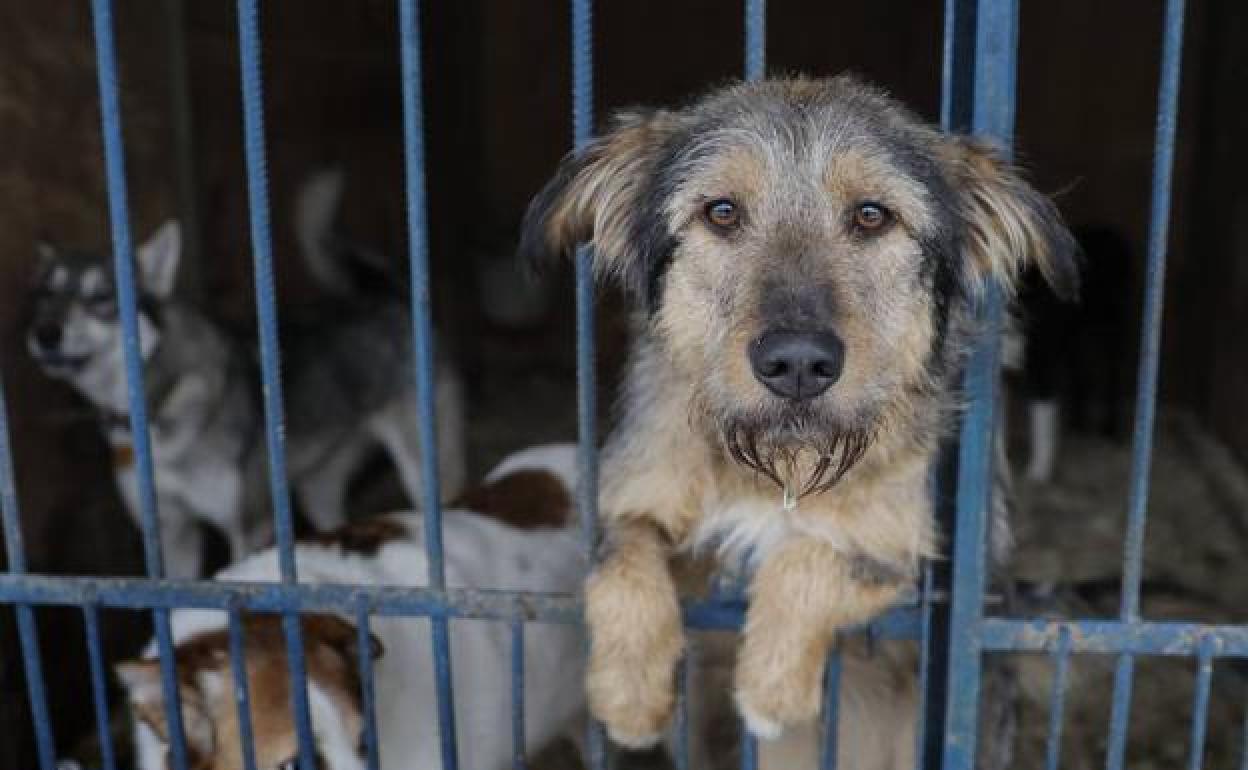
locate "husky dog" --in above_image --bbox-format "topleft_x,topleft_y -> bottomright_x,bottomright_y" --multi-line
521,74 -> 1075,764
27,177 -> 466,578
28,222 -> 269,578
116,444 -> 587,770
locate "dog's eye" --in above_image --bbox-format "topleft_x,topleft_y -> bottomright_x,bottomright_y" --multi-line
704,199 -> 741,231
852,202 -> 891,232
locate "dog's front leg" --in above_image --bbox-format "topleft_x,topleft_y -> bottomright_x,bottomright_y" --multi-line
735,536 -> 908,738
585,517 -> 684,748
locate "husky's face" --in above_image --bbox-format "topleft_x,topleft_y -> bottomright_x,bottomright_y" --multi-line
27,221 -> 181,407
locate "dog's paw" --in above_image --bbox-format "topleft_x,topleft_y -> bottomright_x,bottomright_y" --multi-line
587,654 -> 677,748
584,559 -> 684,747
733,646 -> 824,737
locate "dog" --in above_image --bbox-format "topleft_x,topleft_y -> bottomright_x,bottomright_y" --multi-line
520,74 -> 1077,762
27,175 -> 466,578
115,444 -> 587,770
1006,224 -> 1131,483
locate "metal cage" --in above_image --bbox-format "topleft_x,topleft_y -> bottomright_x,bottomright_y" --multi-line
0,0 -> 1222,769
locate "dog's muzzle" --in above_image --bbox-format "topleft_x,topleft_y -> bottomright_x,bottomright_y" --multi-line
748,329 -> 844,402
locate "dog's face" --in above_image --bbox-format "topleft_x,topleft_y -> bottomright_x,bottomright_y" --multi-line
522,76 -> 1076,494
117,615 -> 381,770
27,221 -> 180,396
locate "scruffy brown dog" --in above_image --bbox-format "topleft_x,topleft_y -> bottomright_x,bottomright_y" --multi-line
521,75 -> 1076,750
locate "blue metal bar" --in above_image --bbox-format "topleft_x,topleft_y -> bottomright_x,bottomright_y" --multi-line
355,603 -> 381,770
1187,640 -> 1215,770
234,4 -> 317,770
510,620 -> 527,770
1105,653 -> 1136,770
745,0 -> 765,81
940,0 -> 977,133
235,0 -> 295,585
0,370 -> 54,770
83,605 -> 119,770
1120,0 -> 1187,623
89,0 -> 164,583
819,645 -> 842,770
1044,628 -> 1073,770
674,655 -> 691,770
570,0 -> 600,554
396,3 -> 458,766
570,0 -> 608,765
978,619 -> 1248,657
0,573 -> 927,637
396,0 -> 446,590
740,727 -> 759,770
226,608 -> 259,770
89,4 -> 191,768
941,0 -> 1019,766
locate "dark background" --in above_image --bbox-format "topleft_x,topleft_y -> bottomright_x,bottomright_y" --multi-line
0,1 -> 1244,767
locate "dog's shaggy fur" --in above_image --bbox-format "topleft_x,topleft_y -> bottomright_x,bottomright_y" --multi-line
521,74 -> 1076,755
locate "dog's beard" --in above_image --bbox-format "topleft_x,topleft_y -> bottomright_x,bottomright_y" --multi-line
719,405 -> 875,499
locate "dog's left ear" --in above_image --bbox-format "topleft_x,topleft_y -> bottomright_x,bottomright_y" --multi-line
115,658 -> 216,755
136,220 -> 182,299
944,138 -> 1079,301
518,109 -> 680,299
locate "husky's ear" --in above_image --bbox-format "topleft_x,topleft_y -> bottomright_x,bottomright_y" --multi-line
136,220 -> 182,299
518,109 -> 680,301
35,240 -> 58,270
945,138 -> 1079,301
115,658 -> 215,756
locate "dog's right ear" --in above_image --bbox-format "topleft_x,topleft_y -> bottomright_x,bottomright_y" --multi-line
518,109 -> 679,298
136,220 -> 182,299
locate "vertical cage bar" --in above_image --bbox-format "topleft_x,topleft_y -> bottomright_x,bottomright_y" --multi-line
1187,641 -> 1214,770
83,606 -> 119,770
1044,629 -> 1073,770
226,608 -> 259,770
745,0 -> 765,81
571,0 -> 599,554
570,0 -> 607,766
926,2 -> 975,763
355,603 -> 381,770
740,727 -> 759,770
1104,653 -> 1136,770
940,0 -> 978,133
397,3 -> 459,766
1119,0 -> 1186,623
510,620 -> 527,770
89,4 -> 192,768
0,373 -> 54,770
941,1 -> 1019,768
819,645 -> 843,770
234,4 -> 317,770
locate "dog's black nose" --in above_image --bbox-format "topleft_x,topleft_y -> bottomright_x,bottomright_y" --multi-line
749,330 -> 844,401
33,322 -> 62,350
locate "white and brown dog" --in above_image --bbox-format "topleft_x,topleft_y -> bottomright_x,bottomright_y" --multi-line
115,445 -> 586,770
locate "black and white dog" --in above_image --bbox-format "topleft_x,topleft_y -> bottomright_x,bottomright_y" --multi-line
1008,225 -> 1131,482
27,173 -> 466,578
